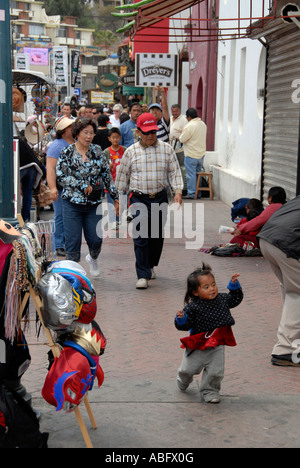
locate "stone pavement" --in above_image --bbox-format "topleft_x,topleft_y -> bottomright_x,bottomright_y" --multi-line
22,199 -> 300,449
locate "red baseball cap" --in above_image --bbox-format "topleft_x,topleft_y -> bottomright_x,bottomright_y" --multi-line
137,113 -> 159,132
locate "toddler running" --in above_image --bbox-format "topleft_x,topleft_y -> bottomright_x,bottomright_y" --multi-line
175,263 -> 243,403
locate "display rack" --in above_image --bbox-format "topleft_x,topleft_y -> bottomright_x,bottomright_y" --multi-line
14,215 -> 97,448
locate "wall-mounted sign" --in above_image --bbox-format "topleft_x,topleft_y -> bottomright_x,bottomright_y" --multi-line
15,53 -> 30,70
96,73 -> 119,92
91,90 -> 114,104
120,73 -> 135,87
135,53 -> 178,88
53,46 -> 68,87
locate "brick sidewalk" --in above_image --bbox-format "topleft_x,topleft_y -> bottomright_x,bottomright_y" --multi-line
22,200 -> 300,448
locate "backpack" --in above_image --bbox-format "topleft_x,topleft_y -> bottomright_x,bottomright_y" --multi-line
0,385 -> 48,448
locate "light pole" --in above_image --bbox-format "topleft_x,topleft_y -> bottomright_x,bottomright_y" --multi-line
0,1 -> 15,223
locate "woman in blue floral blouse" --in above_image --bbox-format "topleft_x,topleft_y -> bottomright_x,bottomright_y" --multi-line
56,118 -> 119,276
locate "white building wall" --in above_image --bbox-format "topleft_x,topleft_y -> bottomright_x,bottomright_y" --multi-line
168,12 -> 189,114
211,0 -> 269,205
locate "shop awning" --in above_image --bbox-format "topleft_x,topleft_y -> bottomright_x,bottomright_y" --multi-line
114,0 -> 280,43
123,85 -> 144,96
133,0 -> 202,33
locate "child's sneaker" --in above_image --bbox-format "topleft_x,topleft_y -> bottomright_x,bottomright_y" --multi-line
176,376 -> 190,392
85,254 -> 100,277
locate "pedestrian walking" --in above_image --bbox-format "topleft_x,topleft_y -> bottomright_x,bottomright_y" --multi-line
56,117 -> 119,277
175,263 -> 243,403
109,104 -> 123,128
19,136 -> 45,222
46,116 -> 74,257
148,86 -> 170,143
115,113 -> 183,289
103,127 -> 126,227
170,104 -> 187,154
180,108 -> 207,199
93,114 -> 111,150
258,196 -> 300,367
120,102 -> 142,147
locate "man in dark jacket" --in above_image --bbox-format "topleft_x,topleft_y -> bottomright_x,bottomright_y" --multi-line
258,196 -> 300,366
19,138 -> 45,221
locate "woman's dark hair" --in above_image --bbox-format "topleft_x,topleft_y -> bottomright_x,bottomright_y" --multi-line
55,129 -> 64,140
98,114 -> 110,127
72,117 -> 97,139
268,186 -> 287,205
120,113 -> 130,125
184,263 -> 214,304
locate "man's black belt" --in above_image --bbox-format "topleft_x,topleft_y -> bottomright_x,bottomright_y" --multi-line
131,189 -> 167,199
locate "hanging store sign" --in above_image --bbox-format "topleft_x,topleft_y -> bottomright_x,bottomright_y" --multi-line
135,53 -> 178,87
70,49 -> 82,89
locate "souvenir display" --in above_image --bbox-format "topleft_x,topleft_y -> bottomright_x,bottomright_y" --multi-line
0,217 -> 103,447
37,273 -> 78,330
42,345 -> 97,412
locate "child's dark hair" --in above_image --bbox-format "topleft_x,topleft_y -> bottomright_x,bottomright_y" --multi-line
108,127 -> 121,137
246,198 -> 264,221
184,263 -> 214,304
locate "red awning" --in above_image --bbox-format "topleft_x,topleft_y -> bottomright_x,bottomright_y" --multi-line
126,0 -> 280,43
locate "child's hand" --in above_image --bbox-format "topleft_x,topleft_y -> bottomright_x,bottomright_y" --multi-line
176,310 -> 185,319
232,227 -> 241,236
231,273 -> 240,283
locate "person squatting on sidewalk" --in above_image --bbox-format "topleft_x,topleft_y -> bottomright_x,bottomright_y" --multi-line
174,263 -> 243,404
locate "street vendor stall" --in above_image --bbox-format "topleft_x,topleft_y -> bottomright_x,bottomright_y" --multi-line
12,70 -> 56,129
0,216 -> 103,448
12,71 -> 57,221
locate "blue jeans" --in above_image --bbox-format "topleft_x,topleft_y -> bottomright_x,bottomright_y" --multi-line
20,166 -> 37,221
184,156 -> 204,198
52,191 -> 65,250
62,199 -> 103,262
106,192 -> 119,223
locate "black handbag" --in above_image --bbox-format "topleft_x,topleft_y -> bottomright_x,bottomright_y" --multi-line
87,183 -> 104,202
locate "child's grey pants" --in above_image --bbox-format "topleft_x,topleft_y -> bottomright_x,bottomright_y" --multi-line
177,345 -> 225,402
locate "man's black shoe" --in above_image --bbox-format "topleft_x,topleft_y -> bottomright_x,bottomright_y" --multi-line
271,354 -> 300,367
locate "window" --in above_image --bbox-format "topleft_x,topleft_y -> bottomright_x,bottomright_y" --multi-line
29,23 -> 44,36
56,27 -> 67,38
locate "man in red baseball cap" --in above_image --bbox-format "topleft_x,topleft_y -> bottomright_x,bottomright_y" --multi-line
136,113 -> 159,147
115,113 -> 183,290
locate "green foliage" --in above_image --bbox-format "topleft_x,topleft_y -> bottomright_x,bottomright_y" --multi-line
43,0 -> 86,18
43,0 -> 122,49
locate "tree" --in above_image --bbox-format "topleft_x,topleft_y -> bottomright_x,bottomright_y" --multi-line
93,29 -> 119,48
43,0 -> 86,18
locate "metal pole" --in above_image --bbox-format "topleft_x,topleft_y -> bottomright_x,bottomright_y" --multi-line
0,1 -> 15,223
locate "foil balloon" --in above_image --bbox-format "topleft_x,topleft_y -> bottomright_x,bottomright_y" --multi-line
37,273 -> 77,330
47,261 -> 97,325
